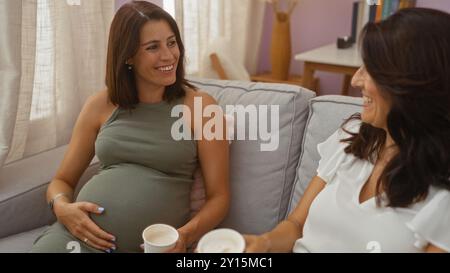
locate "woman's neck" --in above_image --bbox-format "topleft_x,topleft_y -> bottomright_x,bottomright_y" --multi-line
136,80 -> 165,103
380,132 -> 397,162
385,133 -> 395,148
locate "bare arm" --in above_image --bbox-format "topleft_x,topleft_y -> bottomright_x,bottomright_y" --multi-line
47,98 -> 98,205
245,175 -> 326,253
425,244 -> 447,253
172,91 -> 230,251
47,91 -> 116,251
47,92 -> 106,206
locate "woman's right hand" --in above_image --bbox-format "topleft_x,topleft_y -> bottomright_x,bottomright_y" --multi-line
54,201 -> 116,252
244,234 -> 271,253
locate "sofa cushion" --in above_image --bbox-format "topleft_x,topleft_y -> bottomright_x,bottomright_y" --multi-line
0,226 -> 48,253
189,77 -> 315,234
0,145 -> 99,239
288,95 -> 363,213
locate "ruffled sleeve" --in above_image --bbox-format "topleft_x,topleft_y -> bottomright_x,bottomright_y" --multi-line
316,120 -> 361,184
406,190 -> 450,252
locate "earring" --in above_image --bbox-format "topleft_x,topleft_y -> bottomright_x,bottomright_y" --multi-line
126,62 -> 132,70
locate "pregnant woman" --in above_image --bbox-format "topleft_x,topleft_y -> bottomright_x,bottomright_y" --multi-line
31,1 -> 230,253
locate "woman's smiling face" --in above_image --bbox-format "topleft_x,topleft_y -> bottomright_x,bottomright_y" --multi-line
129,20 -> 180,89
351,66 -> 392,130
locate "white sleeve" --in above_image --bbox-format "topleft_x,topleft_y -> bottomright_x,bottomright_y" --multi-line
316,121 -> 361,184
406,190 -> 450,252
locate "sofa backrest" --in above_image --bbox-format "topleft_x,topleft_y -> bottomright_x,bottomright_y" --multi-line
189,77 -> 315,234
288,95 -> 363,213
0,78 -> 364,241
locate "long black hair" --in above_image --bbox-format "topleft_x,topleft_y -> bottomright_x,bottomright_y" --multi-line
342,8 -> 450,207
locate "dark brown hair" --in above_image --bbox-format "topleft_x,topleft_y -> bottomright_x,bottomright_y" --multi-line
342,8 -> 450,207
105,0 -> 195,109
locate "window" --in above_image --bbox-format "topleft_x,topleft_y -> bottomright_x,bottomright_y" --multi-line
30,0 -> 55,121
161,0 -> 224,75
163,0 -> 175,17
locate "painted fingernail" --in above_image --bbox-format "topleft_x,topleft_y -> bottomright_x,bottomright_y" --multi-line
105,249 -> 112,253
111,246 -> 116,251
111,237 -> 116,242
98,207 -> 105,213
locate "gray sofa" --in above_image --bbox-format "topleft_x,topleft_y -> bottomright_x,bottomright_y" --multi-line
0,78 -> 362,252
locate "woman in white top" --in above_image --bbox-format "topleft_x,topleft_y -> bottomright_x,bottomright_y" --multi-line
244,8 -> 450,253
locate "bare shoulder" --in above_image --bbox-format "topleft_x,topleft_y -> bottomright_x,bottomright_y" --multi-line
81,89 -> 116,127
84,89 -> 113,109
184,88 -> 218,108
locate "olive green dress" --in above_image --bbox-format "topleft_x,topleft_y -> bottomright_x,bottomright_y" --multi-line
31,98 -> 197,253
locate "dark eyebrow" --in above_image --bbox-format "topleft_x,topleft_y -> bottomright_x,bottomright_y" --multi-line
141,35 -> 176,46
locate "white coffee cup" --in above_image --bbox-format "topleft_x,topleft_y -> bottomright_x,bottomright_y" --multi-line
197,228 -> 245,253
142,224 -> 179,253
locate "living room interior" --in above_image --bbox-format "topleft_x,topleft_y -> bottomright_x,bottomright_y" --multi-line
1,0 -> 449,254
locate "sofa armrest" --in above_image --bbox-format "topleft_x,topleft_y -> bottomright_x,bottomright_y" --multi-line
0,145 -> 99,239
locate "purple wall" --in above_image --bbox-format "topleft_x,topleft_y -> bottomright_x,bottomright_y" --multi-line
258,0 -> 450,96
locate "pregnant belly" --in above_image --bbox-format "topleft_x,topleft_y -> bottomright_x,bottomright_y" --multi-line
76,163 -> 192,252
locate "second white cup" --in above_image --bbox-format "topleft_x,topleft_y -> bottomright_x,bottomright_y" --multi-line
142,223 -> 179,253
197,228 -> 245,253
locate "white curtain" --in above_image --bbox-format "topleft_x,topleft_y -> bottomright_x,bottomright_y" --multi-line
0,0 -> 114,167
170,0 -> 266,76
